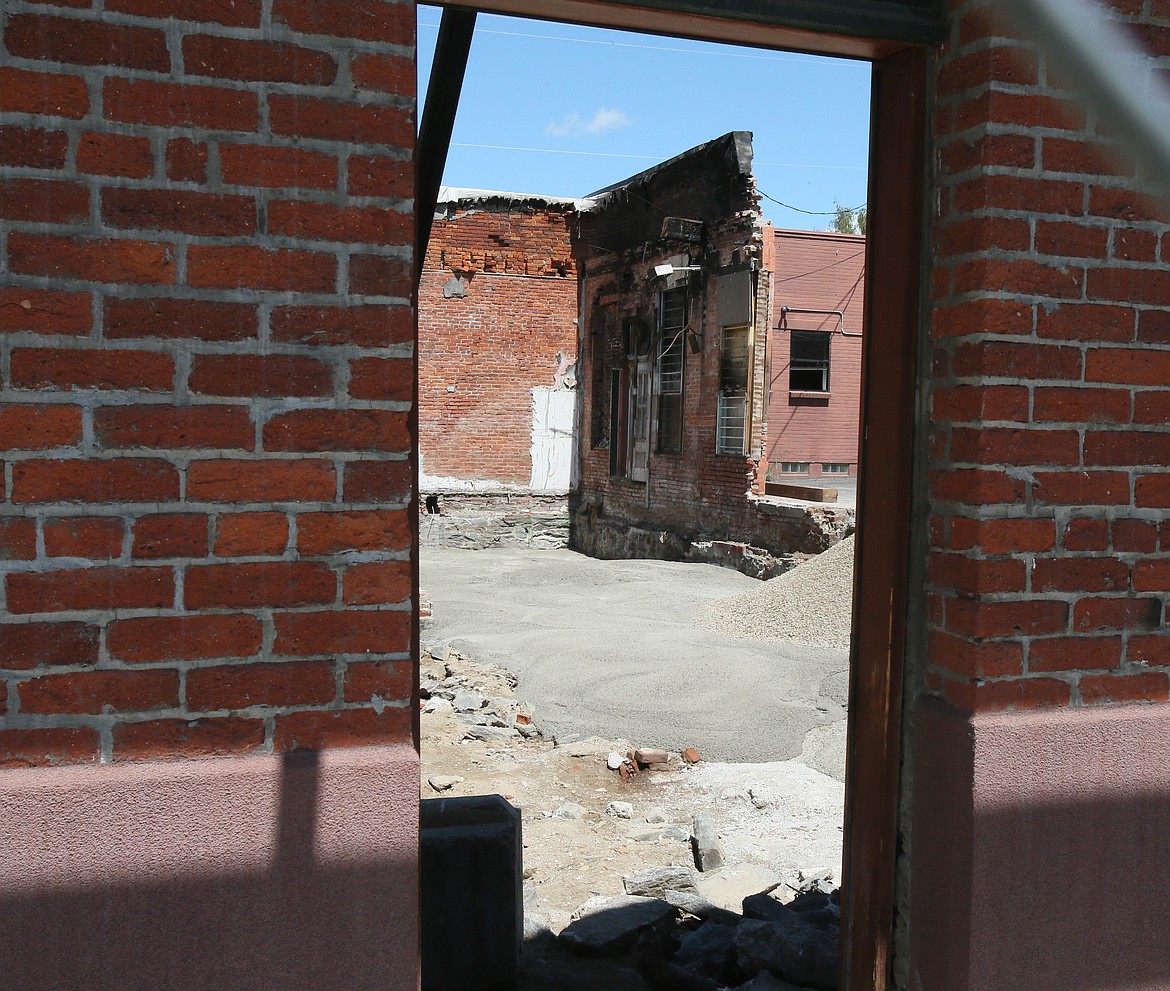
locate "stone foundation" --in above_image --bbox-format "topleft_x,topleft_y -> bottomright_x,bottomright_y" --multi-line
421,493 -> 570,550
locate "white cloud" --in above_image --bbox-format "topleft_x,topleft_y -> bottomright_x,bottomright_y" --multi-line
545,107 -> 633,138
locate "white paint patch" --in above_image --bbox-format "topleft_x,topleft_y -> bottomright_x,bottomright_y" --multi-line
530,387 -> 576,493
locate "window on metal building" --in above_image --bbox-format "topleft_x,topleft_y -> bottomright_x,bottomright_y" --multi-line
790,330 -> 831,392
656,288 -> 685,453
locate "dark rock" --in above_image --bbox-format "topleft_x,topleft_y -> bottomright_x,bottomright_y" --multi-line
623,865 -> 697,899
559,895 -> 677,956
672,922 -> 739,984
734,918 -> 838,991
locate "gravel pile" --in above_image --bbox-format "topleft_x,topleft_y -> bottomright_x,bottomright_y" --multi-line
702,535 -> 855,649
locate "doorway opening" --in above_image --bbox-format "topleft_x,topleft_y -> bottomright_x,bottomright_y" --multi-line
414,8 -> 925,991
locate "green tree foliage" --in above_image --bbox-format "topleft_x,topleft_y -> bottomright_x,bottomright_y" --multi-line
831,202 -> 866,235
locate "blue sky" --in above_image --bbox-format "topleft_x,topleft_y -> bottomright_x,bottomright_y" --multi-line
416,7 -> 873,231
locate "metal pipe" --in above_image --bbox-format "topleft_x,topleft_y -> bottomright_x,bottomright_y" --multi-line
780,306 -> 862,337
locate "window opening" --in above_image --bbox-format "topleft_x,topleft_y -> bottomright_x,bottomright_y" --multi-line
781,461 -> 810,473
717,324 -> 750,455
657,287 -> 686,453
823,462 -> 850,474
790,329 -> 831,392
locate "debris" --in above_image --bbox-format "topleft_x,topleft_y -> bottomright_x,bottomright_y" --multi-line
734,917 -> 839,991
682,747 -> 701,764
559,895 -> 677,956
632,929 -> 723,991
622,865 -> 697,899
607,800 -> 634,819
461,724 -> 520,744
644,807 -> 668,824
452,691 -> 487,713
672,921 -> 740,984
515,712 -> 533,726
427,774 -> 464,792
553,801 -> 586,820
607,751 -> 625,770
634,747 -> 669,766
691,815 -> 725,872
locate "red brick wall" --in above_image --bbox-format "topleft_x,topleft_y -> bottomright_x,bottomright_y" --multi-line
767,228 -> 865,474
0,0 -> 416,766
418,203 -> 577,487
925,0 -> 1170,713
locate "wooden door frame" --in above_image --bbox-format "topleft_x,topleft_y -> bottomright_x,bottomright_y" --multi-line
420,6 -> 929,989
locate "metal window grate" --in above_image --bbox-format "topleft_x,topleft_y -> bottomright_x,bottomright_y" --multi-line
716,392 -> 747,455
658,288 -> 685,395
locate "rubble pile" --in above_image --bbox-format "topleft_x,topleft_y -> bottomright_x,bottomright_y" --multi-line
702,536 -> 855,650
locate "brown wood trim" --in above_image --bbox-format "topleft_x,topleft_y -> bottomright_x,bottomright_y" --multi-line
838,45 -> 928,991
435,0 -> 912,59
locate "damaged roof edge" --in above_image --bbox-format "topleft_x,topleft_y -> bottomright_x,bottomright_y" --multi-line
585,130 -> 754,201
435,186 -> 596,213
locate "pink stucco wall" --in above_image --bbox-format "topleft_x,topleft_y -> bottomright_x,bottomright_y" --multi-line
1,745 -> 419,991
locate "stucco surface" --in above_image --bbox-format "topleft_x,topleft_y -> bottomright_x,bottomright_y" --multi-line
0,745 -> 419,991
911,700 -> 1170,991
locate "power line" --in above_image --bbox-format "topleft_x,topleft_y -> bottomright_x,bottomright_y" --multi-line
759,189 -> 867,217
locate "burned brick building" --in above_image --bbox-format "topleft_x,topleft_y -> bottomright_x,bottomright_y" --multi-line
572,133 -> 851,573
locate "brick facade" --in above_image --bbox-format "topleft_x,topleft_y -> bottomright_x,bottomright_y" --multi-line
418,197 -> 577,489
0,0 -> 415,764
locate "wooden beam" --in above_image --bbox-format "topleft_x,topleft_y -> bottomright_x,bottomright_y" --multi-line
416,7 -> 477,286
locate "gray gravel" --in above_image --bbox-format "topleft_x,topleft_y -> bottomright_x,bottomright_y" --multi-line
702,536 -> 855,650
421,547 -> 849,766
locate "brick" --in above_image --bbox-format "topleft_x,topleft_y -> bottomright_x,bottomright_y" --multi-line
952,258 -> 1084,299
107,613 -> 262,663
76,131 -> 154,178
184,561 -> 335,609
269,95 -> 412,148
264,409 -> 409,452
946,598 -> 1069,639
350,52 -> 414,95
0,621 -> 98,669
212,512 -> 287,557
936,45 -> 1038,97
928,630 -> 1024,678
1033,471 -> 1130,506
952,342 -> 1082,380
931,469 -> 1025,505
1084,430 -> 1170,466
1136,474 -> 1170,508
1063,517 -> 1110,551
1133,559 -> 1170,592
113,717 -> 266,759
220,144 -> 338,190
947,518 -> 1057,555
348,254 -> 413,298
1029,636 -> 1123,673
1088,267 -> 1170,307
1033,387 -> 1131,424
1140,310 -> 1170,346
187,459 -> 335,502
11,347 -> 174,392
96,405 -> 253,450
1085,346 -> 1170,386
268,199 -> 411,246
1032,556 -> 1129,593
12,458 -> 179,504
347,154 -> 412,199
104,297 -> 258,342
271,0 -> 414,45
273,705 -> 411,752
1036,303 -> 1135,343
955,89 -> 1085,133
1074,596 -> 1162,631
44,517 -> 125,558
7,565 -> 174,613
0,126 -> 69,169
344,659 -> 411,703
102,187 -> 256,237
951,175 -> 1084,218
107,0 -> 260,26
188,660 -> 336,711
19,669 -> 179,714
0,404 -> 83,449
348,357 -> 411,401
0,726 -> 99,767
105,78 -> 258,132
189,354 -> 333,397
0,517 -> 38,561
950,427 -> 1080,466
5,13 -> 170,71
937,216 -> 1030,257
938,133 -> 1036,174
945,676 -> 1072,713
297,510 -> 409,555
131,514 -> 209,559
1042,136 -> 1127,177
166,138 -> 208,183
0,288 -> 92,335
0,67 -> 89,118
1080,671 -> 1170,705
0,177 -> 89,223
344,459 -> 412,502
183,35 -> 336,84
186,245 -> 334,293
343,560 -> 410,605
929,554 -> 1026,595
271,303 -> 412,345
1034,221 -> 1109,260
1129,634 -> 1170,666
273,608 -> 410,655
1113,229 -> 1158,263
8,234 -> 177,286
1113,519 -> 1158,553
930,297 -> 1031,340
1088,186 -> 1170,224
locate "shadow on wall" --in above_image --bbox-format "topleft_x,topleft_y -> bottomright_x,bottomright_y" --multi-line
1,748 -> 419,991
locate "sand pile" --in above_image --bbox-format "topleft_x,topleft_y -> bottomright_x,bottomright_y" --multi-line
703,535 -> 855,649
